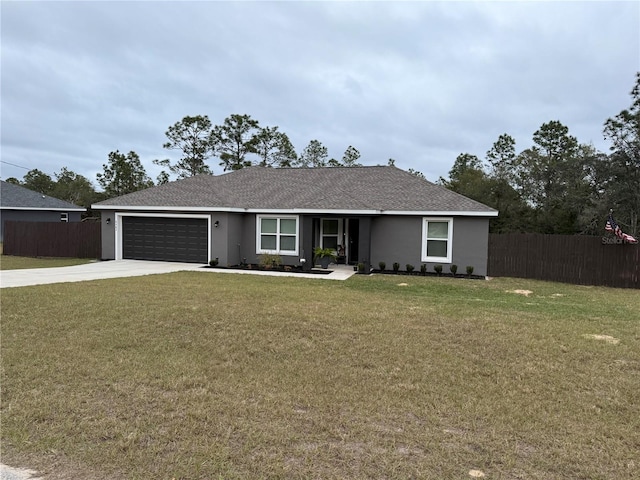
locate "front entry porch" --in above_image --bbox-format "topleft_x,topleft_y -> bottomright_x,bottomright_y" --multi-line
301,216 -> 372,271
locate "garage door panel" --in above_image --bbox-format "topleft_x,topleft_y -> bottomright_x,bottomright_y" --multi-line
122,216 -> 208,263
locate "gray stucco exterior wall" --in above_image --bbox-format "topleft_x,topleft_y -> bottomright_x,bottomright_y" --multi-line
237,214 -> 257,266
451,217 -> 490,276
371,216 -> 422,270
358,216 -> 373,271
100,211 -> 116,259
371,216 -> 490,276
211,212 -> 244,267
301,216 -> 314,271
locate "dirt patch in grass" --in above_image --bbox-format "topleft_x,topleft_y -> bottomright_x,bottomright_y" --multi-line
583,334 -> 621,345
468,470 -> 486,478
0,464 -> 44,480
506,289 -> 534,296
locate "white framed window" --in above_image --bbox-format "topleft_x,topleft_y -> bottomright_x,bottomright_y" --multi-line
60,213 -> 68,222
256,215 -> 299,256
422,217 -> 453,263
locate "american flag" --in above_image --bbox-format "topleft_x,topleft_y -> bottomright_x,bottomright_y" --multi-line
606,212 -> 638,244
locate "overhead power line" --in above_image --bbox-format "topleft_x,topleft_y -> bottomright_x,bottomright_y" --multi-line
1,160 -> 31,171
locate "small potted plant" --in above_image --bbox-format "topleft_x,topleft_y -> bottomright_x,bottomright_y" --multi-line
314,247 -> 337,269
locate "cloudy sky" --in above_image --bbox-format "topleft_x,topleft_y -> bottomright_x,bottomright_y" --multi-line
1,1 -> 638,188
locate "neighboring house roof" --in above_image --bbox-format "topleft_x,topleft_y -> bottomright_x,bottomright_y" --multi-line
0,180 -> 86,211
93,166 -> 498,216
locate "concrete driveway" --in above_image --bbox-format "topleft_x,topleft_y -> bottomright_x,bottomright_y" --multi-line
0,260 -> 356,288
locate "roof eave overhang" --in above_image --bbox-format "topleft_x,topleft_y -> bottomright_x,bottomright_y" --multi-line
91,204 -> 498,217
92,205 -> 248,212
385,210 -> 499,217
1,206 -> 86,212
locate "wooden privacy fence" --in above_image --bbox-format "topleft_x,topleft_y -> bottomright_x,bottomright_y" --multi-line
3,221 -> 101,259
488,233 -> 639,289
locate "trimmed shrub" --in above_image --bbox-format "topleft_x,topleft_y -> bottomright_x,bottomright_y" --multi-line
378,261 -> 386,271
434,264 -> 443,275
259,253 -> 282,269
406,264 -> 415,273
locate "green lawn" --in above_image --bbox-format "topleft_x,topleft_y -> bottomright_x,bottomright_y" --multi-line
1,273 -> 638,479
0,254 -> 94,270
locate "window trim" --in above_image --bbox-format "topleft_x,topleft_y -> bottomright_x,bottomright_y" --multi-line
256,215 -> 299,256
421,217 -> 453,263
320,218 -> 342,252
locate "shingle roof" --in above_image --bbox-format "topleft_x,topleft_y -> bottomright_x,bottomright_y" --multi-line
0,180 -> 86,211
93,166 -> 497,215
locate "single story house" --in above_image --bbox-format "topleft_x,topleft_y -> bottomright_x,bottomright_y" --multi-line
0,180 -> 86,242
93,166 -> 498,275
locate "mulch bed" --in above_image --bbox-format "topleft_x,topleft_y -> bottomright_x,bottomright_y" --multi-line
202,264 -> 333,275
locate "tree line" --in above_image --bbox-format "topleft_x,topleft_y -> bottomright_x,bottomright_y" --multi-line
6,73 -> 638,235
153,113 -> 362,180
440,73 -> 639,236
5,167 -> 100,212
